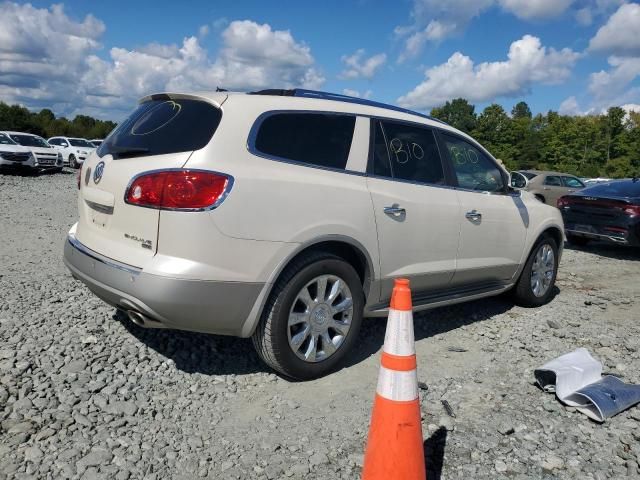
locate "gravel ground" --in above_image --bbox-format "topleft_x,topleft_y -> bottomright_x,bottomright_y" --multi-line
1,170 -> 639,480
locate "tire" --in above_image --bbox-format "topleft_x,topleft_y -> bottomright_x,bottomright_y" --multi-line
68,155 -> 77,169
512,235 -> 559,307
567,234 -> 590,247
252,251 -> 364,380
534,194 -> 546,204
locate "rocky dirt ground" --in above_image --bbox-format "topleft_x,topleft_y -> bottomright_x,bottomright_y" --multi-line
0,171 -> 639,480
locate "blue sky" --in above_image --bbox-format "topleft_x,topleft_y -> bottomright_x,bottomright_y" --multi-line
1,0 -> 639,120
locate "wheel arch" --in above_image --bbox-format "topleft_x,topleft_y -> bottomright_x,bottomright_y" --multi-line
541,225 -> 563,250
240,235 -> 375,337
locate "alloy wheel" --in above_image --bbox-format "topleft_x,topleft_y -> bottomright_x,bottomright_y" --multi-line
287,274 -> 354,363
530,243 -> 555,297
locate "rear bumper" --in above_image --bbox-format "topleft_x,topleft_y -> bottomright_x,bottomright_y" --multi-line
564,219 -> 640,247
63,233 -> 264,336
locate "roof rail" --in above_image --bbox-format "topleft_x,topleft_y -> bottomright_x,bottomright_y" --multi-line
248,88 -> 448,125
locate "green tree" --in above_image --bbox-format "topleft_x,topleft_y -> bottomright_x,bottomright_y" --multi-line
430,98 -> 477,133
472,104 -> 516,168
511,101 -> 532,120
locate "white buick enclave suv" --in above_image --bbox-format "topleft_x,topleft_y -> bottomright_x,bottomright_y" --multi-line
64,90 -> 564,379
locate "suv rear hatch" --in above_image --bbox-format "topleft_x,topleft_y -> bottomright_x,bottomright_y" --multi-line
74,93 -> 226,268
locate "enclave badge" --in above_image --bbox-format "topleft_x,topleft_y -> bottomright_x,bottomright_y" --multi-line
93,161 -> 105,184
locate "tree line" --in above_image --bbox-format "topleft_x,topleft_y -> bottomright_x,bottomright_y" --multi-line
1,98 -> 639,178
0,102 -> 116,141
431,99 -> 640,178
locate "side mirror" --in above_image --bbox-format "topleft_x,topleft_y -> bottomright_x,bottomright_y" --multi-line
510,171 -> 528,189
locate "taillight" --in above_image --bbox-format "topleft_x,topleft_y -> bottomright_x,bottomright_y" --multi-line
125,169 -> 232,210
624,205 -> 640,217
557,196 -> 570,208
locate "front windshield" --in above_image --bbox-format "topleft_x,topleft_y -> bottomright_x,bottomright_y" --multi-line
0,133 -> 17,145
69,139 -> 94,148
10,134 -> 50,148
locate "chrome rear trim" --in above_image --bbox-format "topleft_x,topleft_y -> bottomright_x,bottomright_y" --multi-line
67,233 -> 141,275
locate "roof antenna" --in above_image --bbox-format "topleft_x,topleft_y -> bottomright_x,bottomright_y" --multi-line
216,87 -> 228,92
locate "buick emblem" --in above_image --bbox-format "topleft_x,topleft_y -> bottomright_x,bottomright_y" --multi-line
93,161 -> 105,184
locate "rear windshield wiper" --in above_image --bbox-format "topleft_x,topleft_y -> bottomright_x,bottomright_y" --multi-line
108,146 -> 151,158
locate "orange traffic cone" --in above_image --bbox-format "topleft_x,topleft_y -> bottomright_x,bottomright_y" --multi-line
362,278 -> 425,480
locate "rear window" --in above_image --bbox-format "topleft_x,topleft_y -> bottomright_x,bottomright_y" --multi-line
544,176 -> 562,186
519,171 -> 538,180
98,98 -> 222,159
253,113 -> 355,170
582,181 -> 640,198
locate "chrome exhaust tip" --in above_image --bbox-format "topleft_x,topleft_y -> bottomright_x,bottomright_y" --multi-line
128,310 -> 146,327
127,310 -> 166,329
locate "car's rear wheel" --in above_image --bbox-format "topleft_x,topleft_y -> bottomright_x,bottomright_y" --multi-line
252,252 -> 364,380
567,234 -> 590,247
512,235 -> 558,307
69,154 -> 77,169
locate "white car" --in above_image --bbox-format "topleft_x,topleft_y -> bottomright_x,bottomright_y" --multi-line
48,136 -> 96,168
64,89 -> 564,379
2,131 -> 64,172
0,132 -> 36,172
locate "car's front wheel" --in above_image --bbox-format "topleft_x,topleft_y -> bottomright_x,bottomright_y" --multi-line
68,154 -> 77,169
512,235 -> 559,307
252,252 -> 364,380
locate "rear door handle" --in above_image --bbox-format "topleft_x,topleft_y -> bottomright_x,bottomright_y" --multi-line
384,205 -> 406,216
465,210 -> 482,221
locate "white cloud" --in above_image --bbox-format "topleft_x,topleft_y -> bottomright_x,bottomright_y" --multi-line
588,56 -> 640,108
340,50 -> 387,79
0,5 -> 325,119
198,25 -> 210,38
398,35 -> 580,109
0,2 -> 104,110
497,0 -> 574,20
621,103 -> 640,114
575,7 -> 593,26
342,88 -> 373,99
396,0 -> 573,60
559,96 -> 581,115
396,0 -> 493,61
589,3 -> 640,56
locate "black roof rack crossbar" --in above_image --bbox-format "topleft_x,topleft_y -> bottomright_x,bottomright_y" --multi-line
248,88 -> 448,125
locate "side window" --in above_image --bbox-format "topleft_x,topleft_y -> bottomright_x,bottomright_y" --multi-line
373,120 -> 445,184
254,113 -> 355,170
544,176 -> 562,186
49,139 -> 58,145
442,134 -> 504,192
562,176 -> 584,188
